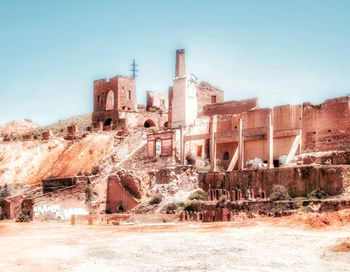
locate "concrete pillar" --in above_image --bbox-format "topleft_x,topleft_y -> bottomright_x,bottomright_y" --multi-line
238,118 -> 244,170
298,128 -> 302,154
267,113 -> 274,169
175,49 -> 186,77
210,115 -> 217,172
180,126 -> 184,164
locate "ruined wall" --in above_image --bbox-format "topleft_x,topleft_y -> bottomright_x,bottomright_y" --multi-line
197,81 -> 224,115
147,91 -> 168,110
92,76 -> 136,128
302,96 -> 350,152
121,109 -> 168,129
216,142 -> 236,169
202,165 -> 350,197
203,98 -> 258,117
106,172 -> 143,213
42,177 -> 76,194
273,104 -> 302,132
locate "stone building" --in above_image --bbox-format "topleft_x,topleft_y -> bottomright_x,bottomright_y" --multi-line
92,75 -> 168,130
92,75 -> 136,130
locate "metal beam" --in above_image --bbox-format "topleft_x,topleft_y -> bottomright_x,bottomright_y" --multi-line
238,118 -> 244,170
210,115 -> 217,172
227,147 -> 238,171
267,113 -> 274,169
284,134 -> 301,165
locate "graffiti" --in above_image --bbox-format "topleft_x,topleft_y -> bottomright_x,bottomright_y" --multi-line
33,204 -> 88,220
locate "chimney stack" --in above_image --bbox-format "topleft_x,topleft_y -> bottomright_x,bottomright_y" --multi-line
175,49 -> 186,77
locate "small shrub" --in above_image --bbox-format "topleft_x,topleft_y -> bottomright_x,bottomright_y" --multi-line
270,204 -> 287,217
0,184 -> 10,200
186,155 -> 196,165
149,195 -> 162,205
189,190 -> 208,201
24,118 -> 33,123
269,185 -> 292,201
299,204 -> 312,213
151,126 -> 159,133
307,188 -> 329,199
85,187 -> 92,201
0,206 -> 6,220
339,141 -> 350,151
293,196 -> 308,201
183,200 -> 201,212
166,202 -> 179,213
16,211 -> 31,222
91,166 -> 99,175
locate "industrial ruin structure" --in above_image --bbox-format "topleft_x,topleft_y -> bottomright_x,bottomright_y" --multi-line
91,49 -> 350,172
1,48 -> 350,223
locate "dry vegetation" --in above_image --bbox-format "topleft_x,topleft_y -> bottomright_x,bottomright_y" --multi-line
31,113 -> 92,137
1,113 -> 92,140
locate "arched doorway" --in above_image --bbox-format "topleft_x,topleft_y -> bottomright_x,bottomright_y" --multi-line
164,121 -> 168,128
155,139 -> 161,156
144,119 -> 156,128
104,118 -> 112,127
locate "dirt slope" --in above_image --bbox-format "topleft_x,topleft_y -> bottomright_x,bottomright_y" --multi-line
0,133 -> 113,185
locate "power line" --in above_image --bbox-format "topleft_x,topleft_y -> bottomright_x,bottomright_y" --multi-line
130,59 -> 138,78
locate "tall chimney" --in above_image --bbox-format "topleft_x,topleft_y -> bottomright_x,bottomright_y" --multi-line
175,49 -> 186,77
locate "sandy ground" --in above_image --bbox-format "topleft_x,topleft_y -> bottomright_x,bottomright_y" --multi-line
0,220 -> 350,272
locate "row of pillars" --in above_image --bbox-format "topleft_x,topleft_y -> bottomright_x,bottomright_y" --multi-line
179,208 -> 241,222
208,188 -> 266,202
210,114 -> 274,172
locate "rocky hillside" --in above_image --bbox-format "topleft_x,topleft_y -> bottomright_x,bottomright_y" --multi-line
31,113 -> 92,137
0,119 -> 40,135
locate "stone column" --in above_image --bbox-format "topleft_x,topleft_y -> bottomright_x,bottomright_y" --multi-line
210,115 -> 217,172
175,49 -> 186,77
267,113 -> 274,169
238,118 -> 244,170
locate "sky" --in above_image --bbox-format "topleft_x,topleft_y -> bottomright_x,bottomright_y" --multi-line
1,0 -> 350,126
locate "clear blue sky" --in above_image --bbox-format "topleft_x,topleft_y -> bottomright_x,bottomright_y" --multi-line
1,0 -> 350,126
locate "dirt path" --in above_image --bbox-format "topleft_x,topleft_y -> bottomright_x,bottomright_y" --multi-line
0,221 -> 350,272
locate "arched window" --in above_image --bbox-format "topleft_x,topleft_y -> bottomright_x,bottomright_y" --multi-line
223,152 -> 229,160
106,90 -> 114,110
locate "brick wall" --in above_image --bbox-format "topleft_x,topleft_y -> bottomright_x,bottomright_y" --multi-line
92,75 -> 136,128
302,96 -> 350,152
202,165 -> 350,197
197,81 -> 224,114
147,91 -> 168,110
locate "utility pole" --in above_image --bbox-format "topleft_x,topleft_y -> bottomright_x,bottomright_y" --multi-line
130,59 -> 138,78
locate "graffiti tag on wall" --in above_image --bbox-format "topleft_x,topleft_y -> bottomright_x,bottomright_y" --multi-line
34,204 -> 88,220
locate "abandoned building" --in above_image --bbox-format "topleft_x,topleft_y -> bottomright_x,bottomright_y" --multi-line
91,48 -> 350,173
2,48 -> 350,223
92,76 -> 168,130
